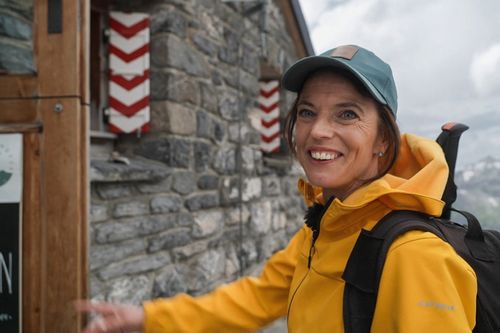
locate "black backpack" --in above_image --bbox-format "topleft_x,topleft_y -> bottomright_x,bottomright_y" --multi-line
342,123 -> 500,333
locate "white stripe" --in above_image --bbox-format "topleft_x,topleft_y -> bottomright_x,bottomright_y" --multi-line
257,93 -> 279,107
110,33 -> 149,53
109,81 -> 149,106
259,80 -> 279,91
110,53 -> 149,75
259,122 -> 280,137
111,12 -> 148,27
261,138 -> 280,152
260,108 -> 279,122
109,108 -> 150,133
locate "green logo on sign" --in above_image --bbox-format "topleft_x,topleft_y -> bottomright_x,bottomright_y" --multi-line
0,171 -> 12,187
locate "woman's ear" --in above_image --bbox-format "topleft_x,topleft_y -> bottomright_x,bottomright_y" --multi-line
374,132 -> 389,157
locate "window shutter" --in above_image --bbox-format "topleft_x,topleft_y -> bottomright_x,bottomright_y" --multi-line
258,80 -> 280,153
108,11 -> 150,134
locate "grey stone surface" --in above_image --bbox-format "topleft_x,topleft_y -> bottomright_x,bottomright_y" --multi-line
242,177 -> 262,202
212,146 -> 236,174
99,252 -> 171,280
185,249 -> 225,292
194,141 -> 213,172
136,138 -> 191,168
167,77 -> 200,106
90,204 -> 108,223
200,81 -> 218,113
166,103 -> 197,135
106,275 -> 153,305
90,239 -> 146,271
150,70 -> 170,101
150,6 -> 187,37
263,176 -> 281,196
220,176 -> 240,205
185,192 -> 220,211
172,171 -> 197,195
250,201 -> 272,234
151,34 -> 209,77
153,265 -> 188,298
91,159 -> 170,183
147,228 -> 192,252
172,240 -> 210,261
192,32 -> 218,57
192,210 -> 223,238
197,174 -> 219,190
94,214 -> 177,243
218,91 -> 240,121
150,195 -> 183,214
95,183 -> 133,200
113,201 -> 149,218
136,177 -> 172,194
197,111 -> 226,143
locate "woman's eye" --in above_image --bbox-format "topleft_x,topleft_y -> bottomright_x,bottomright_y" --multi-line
339,110 -> 358,120
298,109 -> 315,118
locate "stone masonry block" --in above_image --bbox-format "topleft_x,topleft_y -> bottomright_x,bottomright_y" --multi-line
172,171 -> 197,195
98,252 -> 171,280
192,209 -> 223,238
113,201 -> 149,218
150,195 -> 183,214
242,177 -> 262,202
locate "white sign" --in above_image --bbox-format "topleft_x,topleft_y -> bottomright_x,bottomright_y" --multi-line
0,134 -> 22,204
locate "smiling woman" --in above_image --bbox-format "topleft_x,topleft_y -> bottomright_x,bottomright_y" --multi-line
76,45 -> 478,333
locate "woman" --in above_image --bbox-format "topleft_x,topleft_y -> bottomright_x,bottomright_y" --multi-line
76,45 -> 477,332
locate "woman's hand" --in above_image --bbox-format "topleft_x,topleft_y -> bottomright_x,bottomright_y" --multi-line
74,300 -> 145,333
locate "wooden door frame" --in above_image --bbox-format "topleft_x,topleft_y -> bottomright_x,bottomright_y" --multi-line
0,0 -> 89,332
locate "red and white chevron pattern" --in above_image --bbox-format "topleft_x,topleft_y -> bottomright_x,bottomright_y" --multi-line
108,12 -> 150,134
258,80 -> 280,153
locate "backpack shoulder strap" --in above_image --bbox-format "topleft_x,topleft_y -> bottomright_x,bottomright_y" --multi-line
342,210 -> 444,333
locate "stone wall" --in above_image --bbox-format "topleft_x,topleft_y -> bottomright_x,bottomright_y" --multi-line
0,0 -> 34,73
90,0 -> 307,331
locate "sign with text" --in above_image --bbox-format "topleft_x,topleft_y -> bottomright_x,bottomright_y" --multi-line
0,134 -> 22,333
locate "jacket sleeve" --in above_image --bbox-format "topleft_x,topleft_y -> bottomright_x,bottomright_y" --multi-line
142,227 -> 308,333
371,231 -> 477,333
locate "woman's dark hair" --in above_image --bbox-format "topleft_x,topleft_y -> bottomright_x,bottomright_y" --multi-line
284,68 -> 401,180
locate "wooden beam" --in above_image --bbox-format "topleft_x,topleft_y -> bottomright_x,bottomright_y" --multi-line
22,132 -> 42,333
39,98 -> 85,332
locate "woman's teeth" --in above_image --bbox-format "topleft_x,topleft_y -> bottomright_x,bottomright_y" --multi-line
311,151 -> 338,160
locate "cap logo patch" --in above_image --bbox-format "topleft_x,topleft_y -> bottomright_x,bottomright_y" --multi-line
331,45 -> 359,60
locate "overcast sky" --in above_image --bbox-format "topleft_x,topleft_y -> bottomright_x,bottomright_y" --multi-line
297,0 -> 500,168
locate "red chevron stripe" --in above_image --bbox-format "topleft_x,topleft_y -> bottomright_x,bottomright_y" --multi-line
110,17 -> 149,38
109,96 -> 149,117
110,70 -> 150,90
263,146 -> 280,153
259,102 -> 279,113
109,122 -> 150,134
259,86 -> 279,98
261,118 -> 279,128
110,44 -> 149,63
261,132 -> 280,143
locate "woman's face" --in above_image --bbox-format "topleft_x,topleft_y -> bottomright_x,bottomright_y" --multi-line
295,71 -> 387,201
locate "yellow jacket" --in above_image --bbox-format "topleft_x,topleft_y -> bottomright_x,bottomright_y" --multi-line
143,134 -> 477,332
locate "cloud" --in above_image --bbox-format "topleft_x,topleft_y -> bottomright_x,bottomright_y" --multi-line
297,0 -> 500,166
470,43 -> 500,97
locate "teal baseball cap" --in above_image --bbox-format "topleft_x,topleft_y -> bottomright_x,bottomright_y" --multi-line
281,45 -> 398,117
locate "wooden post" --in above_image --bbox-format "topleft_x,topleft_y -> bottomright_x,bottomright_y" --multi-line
0,0 -> 89,332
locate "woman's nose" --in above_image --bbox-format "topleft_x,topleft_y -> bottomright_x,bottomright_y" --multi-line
310,119 -> 334,139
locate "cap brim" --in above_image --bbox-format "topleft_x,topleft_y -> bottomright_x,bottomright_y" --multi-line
281,56 -> 388,106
